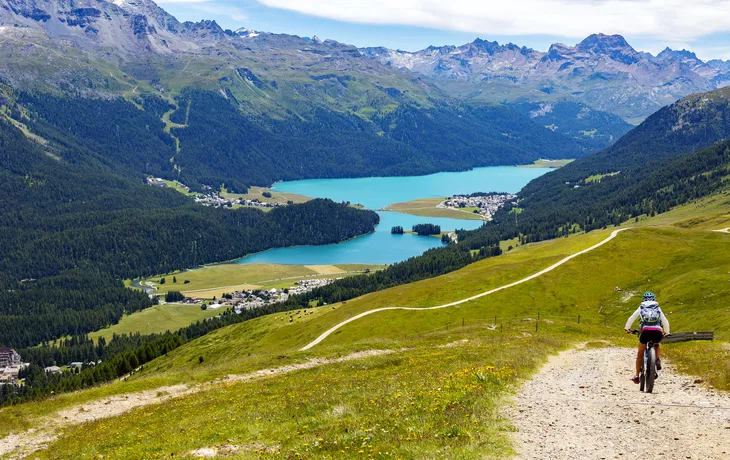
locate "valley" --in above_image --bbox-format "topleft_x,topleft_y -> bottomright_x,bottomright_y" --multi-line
1,192 -> 728,458
1,0 -> 730,458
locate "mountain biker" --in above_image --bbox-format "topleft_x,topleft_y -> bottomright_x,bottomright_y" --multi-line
624,291 -> 670,384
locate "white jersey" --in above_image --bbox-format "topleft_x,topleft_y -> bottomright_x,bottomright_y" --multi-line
625,301 -> 670,333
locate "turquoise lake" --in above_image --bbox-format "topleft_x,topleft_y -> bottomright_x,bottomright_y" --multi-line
236,166 -> 553,265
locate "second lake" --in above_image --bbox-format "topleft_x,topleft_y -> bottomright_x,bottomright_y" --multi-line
236,166 -> 553,265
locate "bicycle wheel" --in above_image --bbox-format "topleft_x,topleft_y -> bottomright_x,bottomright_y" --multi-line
645,347 -> 656,393
639,368 -> 645,392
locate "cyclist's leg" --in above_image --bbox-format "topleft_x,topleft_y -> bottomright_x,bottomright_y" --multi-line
635,343 -> 646,376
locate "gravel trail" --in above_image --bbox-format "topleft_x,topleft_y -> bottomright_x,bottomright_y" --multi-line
508,347 -> 730,459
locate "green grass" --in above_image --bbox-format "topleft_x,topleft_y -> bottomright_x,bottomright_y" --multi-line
584,171 -> 620,183
383,198 -> 485,220
31,334 -> 574,459
135,264 -> 319,294
158,179 -> 196,196
134,263 -> 385,295
517,159 -> 573,168
663,341 -> 730,392
106,264 -> 386,339
88,304 -> 223,342
221,186 -> 311,206
3,193 -> 729,456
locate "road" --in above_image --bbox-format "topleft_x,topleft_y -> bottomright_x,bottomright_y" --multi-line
508,346 -> 730,459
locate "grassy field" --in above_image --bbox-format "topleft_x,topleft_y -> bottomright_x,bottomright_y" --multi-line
30,335 -> 574,460
4,192 -> 730,457
221,186 -> 311,206
517,159 -> 573,168
101,264 -> 387,340
383,197 -> 485,220
584,171 -> 620,183
88,304 -> 223,342
134,263 -> 385,295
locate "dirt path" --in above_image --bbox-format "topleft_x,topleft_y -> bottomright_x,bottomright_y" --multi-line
508,347 -> 730,459
301,228 -> 628,351
0,349 -> 395,459
713,227 -> 730,233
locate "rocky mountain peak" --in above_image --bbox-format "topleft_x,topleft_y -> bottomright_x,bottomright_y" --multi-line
572,33 -> 638,64
707,59 -> 730,71
657,47 -> 702,65
576,33 -> 633,53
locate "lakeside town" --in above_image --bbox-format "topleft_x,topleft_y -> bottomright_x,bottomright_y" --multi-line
439,193 -> 517,220
180,277 -> 338,313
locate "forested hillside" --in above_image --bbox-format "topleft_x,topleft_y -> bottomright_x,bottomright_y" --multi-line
13,89 -> 587,193
508,101 -> 633,152
0,119 -> 378,348
276,88 -> 730,309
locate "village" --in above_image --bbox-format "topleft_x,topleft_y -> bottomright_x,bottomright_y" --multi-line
439,193 -> 517,220
0,347 -> 25,385
179,277 -> 338,313
146,177 -> 290,209
0,277 -> 341,385
193,194 -> 288,210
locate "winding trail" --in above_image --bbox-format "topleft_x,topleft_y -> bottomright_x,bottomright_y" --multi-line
0,349 -> 395,459
714,227 -> 730,233
508,347 -> 730,459
300,228 -> 629,351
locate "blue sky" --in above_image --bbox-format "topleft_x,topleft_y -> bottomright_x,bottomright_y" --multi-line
157,0 -> 730,60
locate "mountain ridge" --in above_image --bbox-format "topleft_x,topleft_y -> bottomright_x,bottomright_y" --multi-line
360,33 -> 730,122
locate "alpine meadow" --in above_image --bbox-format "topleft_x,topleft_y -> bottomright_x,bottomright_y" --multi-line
1,0 -> 730,458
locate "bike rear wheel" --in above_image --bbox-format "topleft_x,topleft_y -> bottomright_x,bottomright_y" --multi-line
645,347 -> 656,393
639,371 -> 645,392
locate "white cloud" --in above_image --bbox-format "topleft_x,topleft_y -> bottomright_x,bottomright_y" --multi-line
256,0 -> 730,42
157,0 -> 248,22
193,3 -> 248,21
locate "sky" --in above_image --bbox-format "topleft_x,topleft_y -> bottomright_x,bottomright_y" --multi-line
157,0 -> 730,60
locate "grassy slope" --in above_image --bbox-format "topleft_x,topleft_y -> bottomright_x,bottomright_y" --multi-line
96,264 -> 387,340
221,186 -> 311,206
517,159 -> 574,168
3,192 -> 729,457
135,264 -> 386,295
383,198 -> 485,220
88,304 -> 223,342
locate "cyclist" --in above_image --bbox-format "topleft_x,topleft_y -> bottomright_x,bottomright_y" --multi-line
624,291 -> 670,384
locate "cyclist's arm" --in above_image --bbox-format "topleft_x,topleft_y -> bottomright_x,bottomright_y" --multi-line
625,307 -> 640,331
659,310 -> 670,335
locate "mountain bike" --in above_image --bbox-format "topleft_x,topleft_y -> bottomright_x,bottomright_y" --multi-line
631,329 -> 664,393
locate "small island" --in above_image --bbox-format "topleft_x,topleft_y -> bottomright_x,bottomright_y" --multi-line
391,225 -> 405,234
411,223 -> 441,236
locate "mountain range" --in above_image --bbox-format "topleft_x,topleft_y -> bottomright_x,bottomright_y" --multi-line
0,0 -> 726,179
361,35 -> 730,123
1,0 -> 631,193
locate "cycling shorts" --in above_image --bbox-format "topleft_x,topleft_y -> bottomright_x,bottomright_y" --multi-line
639,327 -> 664,344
